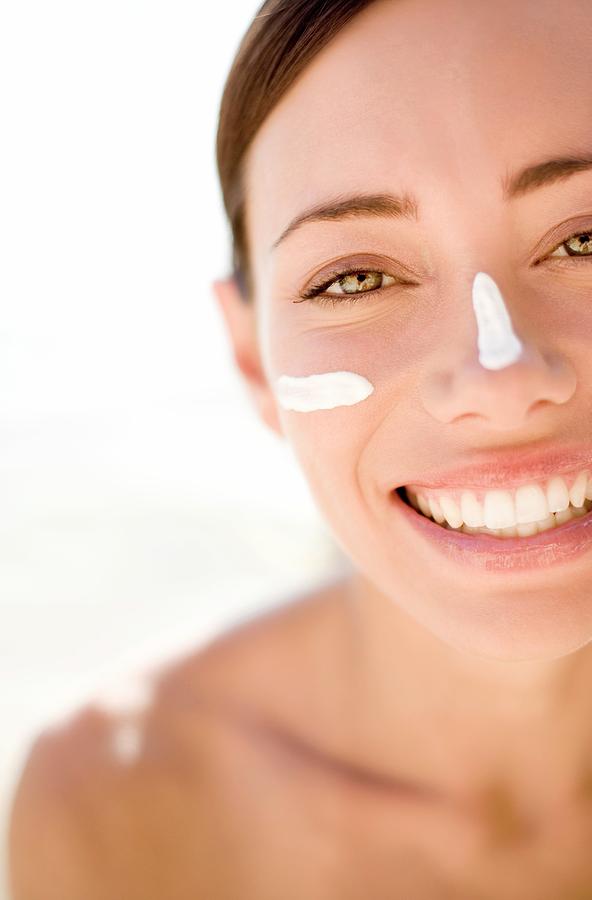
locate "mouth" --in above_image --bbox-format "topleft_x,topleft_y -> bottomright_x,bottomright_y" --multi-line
395,485 -> 592,538
390,469 -> 592,572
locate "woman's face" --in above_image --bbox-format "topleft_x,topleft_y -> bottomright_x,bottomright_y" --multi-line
223,0 -> 592,660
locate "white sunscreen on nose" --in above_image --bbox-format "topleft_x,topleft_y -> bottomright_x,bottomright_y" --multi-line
276,371 -> 374,412
472,271 -> 523,370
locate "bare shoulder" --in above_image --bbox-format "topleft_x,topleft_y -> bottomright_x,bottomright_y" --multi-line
7,679 -> 227,899
8,578 -> 349,900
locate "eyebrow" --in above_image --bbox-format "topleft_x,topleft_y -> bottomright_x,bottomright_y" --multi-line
270,153 -> 592,252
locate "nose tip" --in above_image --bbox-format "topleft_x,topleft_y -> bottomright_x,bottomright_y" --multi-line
472,271 -> 523,371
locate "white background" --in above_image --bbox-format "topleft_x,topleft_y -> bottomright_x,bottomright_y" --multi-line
0,2 -> 345,893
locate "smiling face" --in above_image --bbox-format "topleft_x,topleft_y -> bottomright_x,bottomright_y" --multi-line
216,0 -> 592,659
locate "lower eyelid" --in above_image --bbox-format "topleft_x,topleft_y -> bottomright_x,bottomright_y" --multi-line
313,294 -> 363,308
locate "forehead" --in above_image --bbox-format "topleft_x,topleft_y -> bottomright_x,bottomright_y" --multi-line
245,0 -> 592,275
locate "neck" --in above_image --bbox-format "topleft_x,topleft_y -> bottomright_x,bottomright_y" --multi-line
341,571 -> 592,814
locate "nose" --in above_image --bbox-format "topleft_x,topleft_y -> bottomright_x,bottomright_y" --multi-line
420,272 -> 577,431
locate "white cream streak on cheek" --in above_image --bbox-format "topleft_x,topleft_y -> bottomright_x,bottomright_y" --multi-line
276,371 -> 374,412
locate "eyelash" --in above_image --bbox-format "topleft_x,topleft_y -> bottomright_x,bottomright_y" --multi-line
295,268 -> 413,308
295,227 -> 592,308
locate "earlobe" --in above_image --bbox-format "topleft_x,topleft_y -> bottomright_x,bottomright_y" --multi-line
212,276 -> 284,438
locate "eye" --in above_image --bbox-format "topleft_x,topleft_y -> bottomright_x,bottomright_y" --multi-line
547,229 -> 592,260
294,268 -> 405,307
322,270 -> 398,295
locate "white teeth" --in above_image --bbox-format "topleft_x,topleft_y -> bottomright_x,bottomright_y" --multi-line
536,514 -> 556,533
516,521 -> 539,537
404,468 -> 592,537
428,495 -> 446,524
546,477 -> 570,513
569,470 -> 589,508
461,524 -> 481,534
460,491 -> 485,527
439,495 -> 463,528
429,502 -> 590,536
483,490 -> 515,529
514,484 -> 549,524
417,493 -> 432,518
555,507 -> 575,526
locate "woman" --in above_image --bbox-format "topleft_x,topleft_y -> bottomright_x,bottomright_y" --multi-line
10,0 -> 592,896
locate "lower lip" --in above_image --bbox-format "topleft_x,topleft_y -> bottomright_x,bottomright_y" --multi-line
391,489 -> 592,573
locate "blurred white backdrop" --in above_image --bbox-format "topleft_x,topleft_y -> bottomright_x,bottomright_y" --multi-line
0,2 -> 346,892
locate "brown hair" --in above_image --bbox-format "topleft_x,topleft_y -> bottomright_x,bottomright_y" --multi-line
215,0 -> 378,301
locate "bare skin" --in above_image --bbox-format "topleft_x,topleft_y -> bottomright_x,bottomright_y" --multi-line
216,0 -> 592,834
9,577 -> 592,898
10,0 -> 592,896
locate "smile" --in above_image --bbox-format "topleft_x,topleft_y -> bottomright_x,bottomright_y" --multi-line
399,468 -> 592,539
397,488 -> 592,538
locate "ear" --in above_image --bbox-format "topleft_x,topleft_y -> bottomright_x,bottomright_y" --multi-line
212,276 -> 284,437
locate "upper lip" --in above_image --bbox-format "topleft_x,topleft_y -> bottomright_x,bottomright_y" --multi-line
399,443 -> 592,491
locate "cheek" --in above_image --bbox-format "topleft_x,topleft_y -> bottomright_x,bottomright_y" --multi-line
268,327 -> 382,480
264,301 -> 429,393
277,402 -> 397,577
267,322 -> 415,487
278,400 -> 378,505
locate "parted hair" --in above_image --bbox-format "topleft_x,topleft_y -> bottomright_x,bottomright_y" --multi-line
215,0 -> 377,301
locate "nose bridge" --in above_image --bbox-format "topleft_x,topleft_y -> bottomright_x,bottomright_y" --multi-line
472,271 -> 523,371
420,272 -> 577,430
